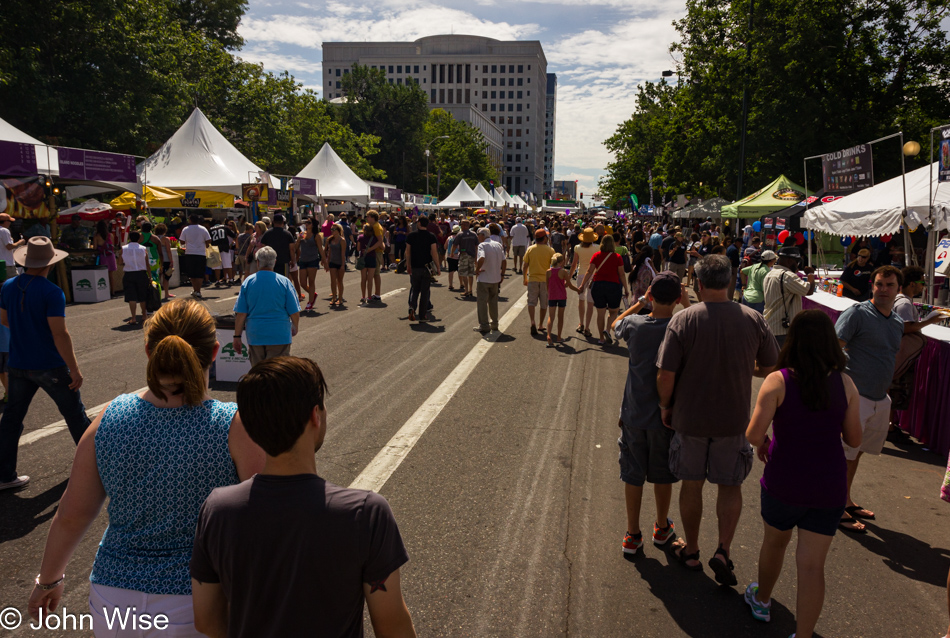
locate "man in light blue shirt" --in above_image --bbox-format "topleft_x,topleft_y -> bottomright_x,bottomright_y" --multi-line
233,247 -> 300,366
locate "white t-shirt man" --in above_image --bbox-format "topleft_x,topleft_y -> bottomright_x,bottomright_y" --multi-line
476,238 -> 505,285
180,223 -> 212,255
510,223 -> 530,247
0,226 -> 15,266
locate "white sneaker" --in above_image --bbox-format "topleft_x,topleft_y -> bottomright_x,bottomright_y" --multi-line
0,475 -> 30,491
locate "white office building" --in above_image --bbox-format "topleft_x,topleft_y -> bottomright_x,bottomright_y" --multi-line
322,35 -> 553,200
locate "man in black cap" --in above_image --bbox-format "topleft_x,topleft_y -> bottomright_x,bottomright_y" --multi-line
261,213 -> 296,278
762,247 -> 816,347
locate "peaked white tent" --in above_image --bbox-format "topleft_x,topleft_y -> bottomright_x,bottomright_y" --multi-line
296,142 -> 370,201
496,186 -> 516,207
511,194 -> 530,210
473,183 -> 500,208
0,116 -> 58,176
139,108 -> 275,197
439,179 -> 483,208
804,161 -> 950,236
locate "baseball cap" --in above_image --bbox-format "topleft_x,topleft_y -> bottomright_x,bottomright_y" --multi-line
650,271 -> 682,304
273,213 -> 285,223
760,250 -> 778,262
534,229 -> 547,240
857,248 -> 871,257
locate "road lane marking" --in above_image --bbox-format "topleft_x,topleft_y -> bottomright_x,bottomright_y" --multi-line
212,287 -> 406,304
349,292 -> 529,492
18,388 -> 148,447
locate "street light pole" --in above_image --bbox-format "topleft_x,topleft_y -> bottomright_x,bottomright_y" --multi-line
426,135 -> 450,196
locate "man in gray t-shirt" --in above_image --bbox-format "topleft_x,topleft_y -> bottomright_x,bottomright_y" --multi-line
834,266 -> 904,526
656,255 -> 777,584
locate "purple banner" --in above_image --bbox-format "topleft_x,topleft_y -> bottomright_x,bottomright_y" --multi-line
370,186 -> 385,200
57,147 -> 136,182
293,177 -> 317,196
388,188 -> 402,200
0,141 -> 38,177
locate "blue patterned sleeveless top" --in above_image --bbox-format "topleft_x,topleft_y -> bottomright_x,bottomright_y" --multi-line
90,394 -> 239,595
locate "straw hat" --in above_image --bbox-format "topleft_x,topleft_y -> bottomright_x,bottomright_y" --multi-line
14,236 -> 68,269
579,227 -> 598,243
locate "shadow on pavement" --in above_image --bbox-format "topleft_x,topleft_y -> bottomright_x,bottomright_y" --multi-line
0,479 -> 67,544
410,322 -> 444,333
881,440 -> 947,468
848,521 -> 950,587
632,552 -> 815,637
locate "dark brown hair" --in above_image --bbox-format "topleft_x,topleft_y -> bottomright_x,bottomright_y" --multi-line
775,310 -> 847,411
237,357 -> 328,456
144,300 -> 216,406
901,265 -> 925,286
872,264 -> 903,287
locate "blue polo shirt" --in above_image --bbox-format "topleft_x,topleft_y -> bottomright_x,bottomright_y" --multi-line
233,271 -> 299,346
0,275 -> 67,370
835,300 -> 904,401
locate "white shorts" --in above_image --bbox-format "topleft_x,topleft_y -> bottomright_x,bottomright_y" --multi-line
219,251 -> 232,269
843,395 -> 891,460
576,273 -> 593,302
89,583 -> 203,637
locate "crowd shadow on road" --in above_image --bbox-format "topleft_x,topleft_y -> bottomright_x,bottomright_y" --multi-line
0,479 -> 67,545
881,437 -> 948,468
632,551 -> 818,637
847,521 -> 950,587
410,321 -> 445,334
111,322 -> 142,332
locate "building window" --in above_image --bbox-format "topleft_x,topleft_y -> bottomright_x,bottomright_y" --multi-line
516,141 -> 521,149
491,64 -> 497,73
457,64 -> 462,82
508,91 -> 514,99
327,81 -> 332,87
491,116 -> 496,123
482,78 -> 487,86
440,64 -> 445,83
397,78 -> 402,85
482,104 -> 487,112
526,129 -> 529,134
491,91 -> 496,99
414,65 -> 419,73
424,65 -> 427,70
516,129 -> 522,137
482,91 -> 487,99
482,65 -> 488,72
518,78 -> 523,86
491,104 -> 496,112
528,78 -> 531,83
491,78 -> 496,86
528,65 -> 532,70
507,154 -> 512,162
507,142 -> 513,148
448,65 -> 454,83
526,116 -> 530,122
509,65 -> 514,73
448,89 -> 454,104
518,65 -> 523,73
517,104 -> 523,112
335,69 -> 340,77
527,91 -> 531,97
335,81 -> 341,89
388,65 -> 393,73
516,154 -> 521,161
440,88 -> 445,103
508,129 -> 513,136
516,116 -> 522,124
431,66 -> 437,83
465,88 -> 470,103
431,89 -> 436,103
397,65 -> 402,73
456,88 -> 462,103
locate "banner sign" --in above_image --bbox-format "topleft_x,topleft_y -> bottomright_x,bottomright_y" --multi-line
939,126 -> 950,183
822,143 -> 872,193
763,217 -> 774,228
776,218 -> 786,230
388,188 -> 402,200
242,183 -> 267,202
0,141 -> 38,177
459,200 -> 483,208
936,238 -> 950,275
292,177 -> 317,196
370,186 -> 385,200
57,148 -> 136,182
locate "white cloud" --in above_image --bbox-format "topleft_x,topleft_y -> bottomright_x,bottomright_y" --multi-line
238,47 -> 324,74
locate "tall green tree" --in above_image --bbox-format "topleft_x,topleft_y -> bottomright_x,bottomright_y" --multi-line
423,109 -> 498,199
337,65 -> 430,190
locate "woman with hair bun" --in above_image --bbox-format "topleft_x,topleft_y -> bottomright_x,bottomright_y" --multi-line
27,299 -> 264,637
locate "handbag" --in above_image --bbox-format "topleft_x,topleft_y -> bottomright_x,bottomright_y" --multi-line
146,279 -> 162,312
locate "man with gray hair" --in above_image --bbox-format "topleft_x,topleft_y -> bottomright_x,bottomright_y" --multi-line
474,225 -> 506,334
232,246 -> 300,366
656,254 -> 778,586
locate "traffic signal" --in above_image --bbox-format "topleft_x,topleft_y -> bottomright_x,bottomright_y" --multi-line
580,192 -> 583,199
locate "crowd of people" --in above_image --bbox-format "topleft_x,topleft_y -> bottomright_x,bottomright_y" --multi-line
0,207 -> 947,637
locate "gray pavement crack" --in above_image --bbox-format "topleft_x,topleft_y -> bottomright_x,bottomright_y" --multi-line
562,354 -> 586,636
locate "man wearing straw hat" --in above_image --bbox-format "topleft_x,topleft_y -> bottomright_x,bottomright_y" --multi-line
0,237 -> 90,491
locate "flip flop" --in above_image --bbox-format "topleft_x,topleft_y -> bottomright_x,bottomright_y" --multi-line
671,541 -> 702,571
838,514 -> 868,534
845,505 -> 875,520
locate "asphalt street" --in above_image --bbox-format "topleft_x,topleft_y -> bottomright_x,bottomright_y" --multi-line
1,260 -> 949,637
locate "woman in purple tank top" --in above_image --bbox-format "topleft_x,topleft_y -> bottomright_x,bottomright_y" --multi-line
744,310 -> 862,638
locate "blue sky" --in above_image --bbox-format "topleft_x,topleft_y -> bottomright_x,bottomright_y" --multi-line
238,0 -> 686,197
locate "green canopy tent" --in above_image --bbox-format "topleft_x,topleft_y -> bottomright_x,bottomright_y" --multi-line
720,175 -> 812,219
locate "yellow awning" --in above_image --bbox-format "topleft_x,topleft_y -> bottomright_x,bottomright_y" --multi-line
111,188 -> 234,210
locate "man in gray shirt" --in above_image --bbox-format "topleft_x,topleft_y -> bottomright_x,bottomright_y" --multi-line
834,265 -> 904,531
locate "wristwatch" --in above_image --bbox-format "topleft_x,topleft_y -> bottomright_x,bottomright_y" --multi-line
637,295 -> 647,305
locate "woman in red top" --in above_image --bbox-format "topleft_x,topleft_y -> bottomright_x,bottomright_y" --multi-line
578,234 -> 629,346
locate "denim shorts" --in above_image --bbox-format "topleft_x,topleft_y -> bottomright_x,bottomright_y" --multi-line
760,486 -> 845,537
298,259 -> 321,270
548,298 -> 566,308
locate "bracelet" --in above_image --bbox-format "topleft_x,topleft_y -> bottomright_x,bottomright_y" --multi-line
35,574 -> 64,590
658,404 -> 672,410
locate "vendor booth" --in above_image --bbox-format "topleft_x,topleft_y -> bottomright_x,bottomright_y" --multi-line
295,142 -> 371,209
438,180 -> 483,209
673,197 -> 729,220
721,176 -> 812,241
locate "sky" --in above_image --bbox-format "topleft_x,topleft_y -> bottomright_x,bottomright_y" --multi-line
237,0 -> 687,198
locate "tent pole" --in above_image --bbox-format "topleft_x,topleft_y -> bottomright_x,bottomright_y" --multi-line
927,128 -> 936,304
804,157 -> 812,267
899,131 -> 915,267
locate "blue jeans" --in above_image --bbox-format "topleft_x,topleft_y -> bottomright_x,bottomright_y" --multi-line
0,367 -> 91,482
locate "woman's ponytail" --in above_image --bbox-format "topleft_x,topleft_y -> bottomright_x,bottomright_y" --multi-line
144,299 -> 217,406
147,335 -> 206,405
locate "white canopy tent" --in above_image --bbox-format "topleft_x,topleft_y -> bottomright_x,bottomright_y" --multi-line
511,194 -> 530,211
804,161 -> 950,236
438,179 -> 483,208
473,183 -> 500,208
297,142 -> 370,201
138,108 -> 275,197
495,186 -> 516,207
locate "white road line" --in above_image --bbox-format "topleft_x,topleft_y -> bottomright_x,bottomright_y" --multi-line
349,292 -> 528,492
18,388 -> 148,447
379,287 -> 406,300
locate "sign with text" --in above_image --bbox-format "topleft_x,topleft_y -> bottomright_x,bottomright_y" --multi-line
388,188 -> 402,201
241,183 -> 267,202
57,148 -> 136,182
936,238 -> 950,275
0,141 -> 38,176
292,177 -> 317,196
822,143 -> 872,193
370,186 -> 385,200
459,200 -> 484,208
939,126 -> 950,183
